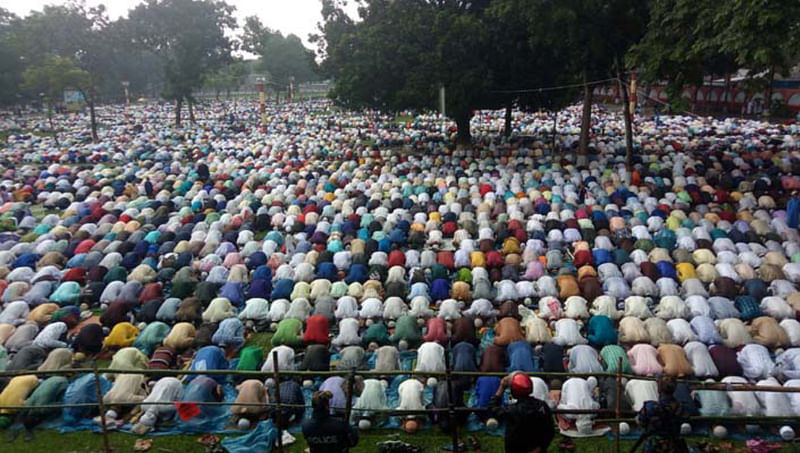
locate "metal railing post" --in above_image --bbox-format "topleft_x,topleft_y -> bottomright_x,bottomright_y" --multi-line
92,363 -> 112,453
272,350 -> 284,453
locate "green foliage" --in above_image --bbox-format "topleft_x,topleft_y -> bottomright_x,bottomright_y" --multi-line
242,16 -> 320,87
0,8 -> 24,105
125,0 -> 236,102
203,59 -> 250,97
319,0 -> 500,142
631,0 -> 798,108
20,55 -> 90,99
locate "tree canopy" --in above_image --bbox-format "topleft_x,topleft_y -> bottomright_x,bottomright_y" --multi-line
125,0 -> 236,124
1,0 -> 798,146
242,16 -> 320,89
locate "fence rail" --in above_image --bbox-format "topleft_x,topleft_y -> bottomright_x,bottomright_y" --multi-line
2,358 -> 799,453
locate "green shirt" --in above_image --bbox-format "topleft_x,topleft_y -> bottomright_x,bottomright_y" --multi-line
600,345 -> 633,374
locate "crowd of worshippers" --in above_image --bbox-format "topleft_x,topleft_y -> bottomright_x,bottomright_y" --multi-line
1,101 -> 800,441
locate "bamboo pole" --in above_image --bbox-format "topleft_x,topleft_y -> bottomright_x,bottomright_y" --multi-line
345,369 -> 355,424
92,363 -> 112,453
272,350 -> 284,453
616,357 -> 623,453
445,342 -> 460,453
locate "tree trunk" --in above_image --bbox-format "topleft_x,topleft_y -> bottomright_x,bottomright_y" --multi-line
188,98 -> 196,123
620,75 -> 634,170
47,101 -> 59,147
89,98 -> 98,143
454,110 -> 472,147
765,67 -> 775,116
551,111 -> 558,154
175,98 -> 182,126
723,74 -> 731,114
504,103 -> 512,139
578,72 -> 592,156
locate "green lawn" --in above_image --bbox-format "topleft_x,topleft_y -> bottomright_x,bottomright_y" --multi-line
3,429 -> 798,453
244,331 -> 274,351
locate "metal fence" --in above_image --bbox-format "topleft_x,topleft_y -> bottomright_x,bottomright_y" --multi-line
1,352 -> 798,453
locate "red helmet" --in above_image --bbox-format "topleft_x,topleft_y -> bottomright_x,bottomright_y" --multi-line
510,372 -> 532,398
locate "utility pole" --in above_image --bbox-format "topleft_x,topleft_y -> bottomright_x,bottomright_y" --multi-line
256,77 -> 266,134
121,80 -> 130,110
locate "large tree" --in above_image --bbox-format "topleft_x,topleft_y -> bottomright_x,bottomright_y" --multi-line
16,1 -> 115,141
0,8 -> 24,107
629,0 -> 737,112
125,0 -> 236,125
242,16 -> 320,92
632,0 -> 799,114
318,0 -> 498,144
515,0 -> 648,159
21,55 -> 90,145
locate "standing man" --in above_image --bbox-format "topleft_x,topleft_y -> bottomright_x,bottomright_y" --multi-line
489,372 -> 555,453
302,391 -> 359,453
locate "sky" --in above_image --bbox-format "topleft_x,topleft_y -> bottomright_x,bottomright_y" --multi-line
1,0 -> 358,49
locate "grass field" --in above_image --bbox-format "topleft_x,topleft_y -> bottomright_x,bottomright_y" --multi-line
3,429 -> 799,453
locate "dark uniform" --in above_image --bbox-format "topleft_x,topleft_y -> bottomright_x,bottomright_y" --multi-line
489,395 -> 555,453
301,413 -> 359,453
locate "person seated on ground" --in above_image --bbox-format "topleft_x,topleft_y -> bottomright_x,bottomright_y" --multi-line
318,376 -> 348,415
338,345 -> 366,370
331,318 -> 361,347
428,378 -> 470,447
32,322 -> 68,350
37,347 -> 73,371
692,378 -> 731,417
627,343 -> 664,376
235,345 -> 264,374
351,379 -> 389,427
179,375 -> 224,421
568,344 -> 603,374
9,376 -> 68,441
0,375 -> 39,416
230,379 -> 268,428
4,323 -> 39,353
72,323 -> 104,356
148,345 -> 179,370
5,345 -> 46,374
373,345 -> 400,373
212,317 -> 245,351
303,314 -> 330,345
397,377 -> 426,432
103,322 -> 140,350
587,314 -> 617,347
557,377 -> 600,434
539,343 -> 566,372
271,379 -> 306,429
103,374 -> 148,422
132,377 -> 184,434
488,372 -> 555,453
415,341 -> 445,374
186,345 -> 229,384
106,347 -> 148,378
302,390 -> 359,453
657,343 -> 694,377
389,314 -> 421,350
162,322 -> 196,351
635,376 -> 691,453
362,321 -> 390,348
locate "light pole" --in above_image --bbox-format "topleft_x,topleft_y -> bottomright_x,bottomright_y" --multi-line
256,77 -> 266,134
121,81 -> 130,110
